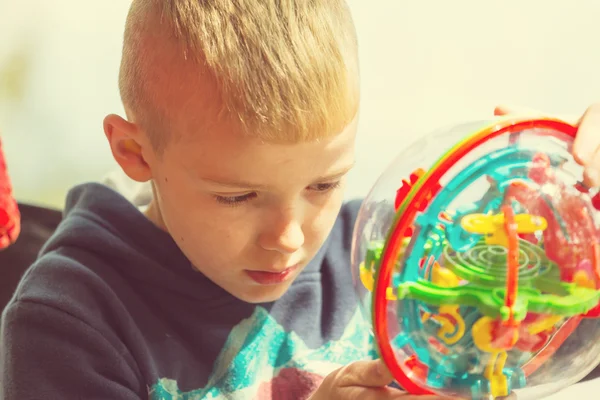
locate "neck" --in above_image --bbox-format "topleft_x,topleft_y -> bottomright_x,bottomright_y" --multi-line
143,183 -> 169,233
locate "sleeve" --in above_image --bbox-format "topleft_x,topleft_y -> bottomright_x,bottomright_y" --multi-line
0,300 -> 144,400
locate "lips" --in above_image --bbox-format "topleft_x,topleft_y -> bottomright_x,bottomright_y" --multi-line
245,264 -> 300,285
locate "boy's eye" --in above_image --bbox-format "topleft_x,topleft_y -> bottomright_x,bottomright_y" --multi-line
214,192 -> 257,206
213,181 -> 341,207
308,181 -> 342,192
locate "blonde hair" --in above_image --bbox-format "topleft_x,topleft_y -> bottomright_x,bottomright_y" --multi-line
118,0 -> 359,150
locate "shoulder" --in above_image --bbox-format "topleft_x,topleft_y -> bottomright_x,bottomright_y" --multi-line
0,248 -> 145,397
3,181 -> 195,337
5,184 -> 143,338
8,245 -> 125,332
0,203 -> 62,312
2,233 -> 149,376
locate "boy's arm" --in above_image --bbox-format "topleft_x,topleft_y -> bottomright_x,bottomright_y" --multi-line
0,300 -> 143,399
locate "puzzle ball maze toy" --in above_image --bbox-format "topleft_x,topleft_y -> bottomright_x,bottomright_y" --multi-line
351,117 -> 600,399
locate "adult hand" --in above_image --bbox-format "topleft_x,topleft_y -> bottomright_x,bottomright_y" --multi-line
494,103 -> 600,187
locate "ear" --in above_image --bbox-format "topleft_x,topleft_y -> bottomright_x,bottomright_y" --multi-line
103,114 -> 153,182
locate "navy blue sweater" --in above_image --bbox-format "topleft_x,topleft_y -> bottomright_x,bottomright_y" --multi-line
0,183 -> 377,399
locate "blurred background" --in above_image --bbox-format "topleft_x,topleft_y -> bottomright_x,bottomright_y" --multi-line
2,0 -> 600,208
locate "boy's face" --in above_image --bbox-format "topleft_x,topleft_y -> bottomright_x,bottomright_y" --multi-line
143,117 -> 357,303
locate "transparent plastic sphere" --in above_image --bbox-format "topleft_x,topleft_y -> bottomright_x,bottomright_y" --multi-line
351,117 -> 600,399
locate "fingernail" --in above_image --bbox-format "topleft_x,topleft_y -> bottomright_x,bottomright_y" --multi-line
585,168 -> 599,187
494,106 -> 506,116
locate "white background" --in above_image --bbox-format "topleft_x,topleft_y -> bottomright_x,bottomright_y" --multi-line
1,0 -> 600,207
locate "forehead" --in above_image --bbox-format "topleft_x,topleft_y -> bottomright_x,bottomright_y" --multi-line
166,117 -> 358,186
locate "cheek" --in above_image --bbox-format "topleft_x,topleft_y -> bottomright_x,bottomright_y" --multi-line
154,180 -> 254,254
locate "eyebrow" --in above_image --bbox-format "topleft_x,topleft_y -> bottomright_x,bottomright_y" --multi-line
202,162 -> 355,190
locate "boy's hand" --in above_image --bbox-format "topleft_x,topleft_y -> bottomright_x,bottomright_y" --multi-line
308,359 -> 448,399
494,103 -> 600,187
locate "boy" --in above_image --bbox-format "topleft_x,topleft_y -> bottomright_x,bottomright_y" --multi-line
1,1 -> 600,399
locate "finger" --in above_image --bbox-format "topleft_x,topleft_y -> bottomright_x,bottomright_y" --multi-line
339,360 -> 461,399
396,393 -> 461,399
340,359 -> 395,388
573,103 -> 600,166
338,360 -> 464,399
343,386 -> 446,400
496,393 -> 518,400
398,396 -> 461,399
582,147 -> 600,187
494,104 -> 544,117
0,234 -> 10,249
493,104 -> 578,124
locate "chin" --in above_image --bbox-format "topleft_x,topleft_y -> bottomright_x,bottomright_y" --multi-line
234,283 -> 293,304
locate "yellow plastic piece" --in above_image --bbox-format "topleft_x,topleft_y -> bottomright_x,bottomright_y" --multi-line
431,262 -> 461,287
431,305 -> 465,345
359,262 -> 397,300
527,315 -> 563,335
461,212 -> 547,247
573,270 -> 596,289
427,263 -> 465,344
486,353 -> 509,399
472,316 -> 518,398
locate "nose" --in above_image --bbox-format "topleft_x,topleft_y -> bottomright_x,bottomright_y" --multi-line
259,209 -> 305,254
